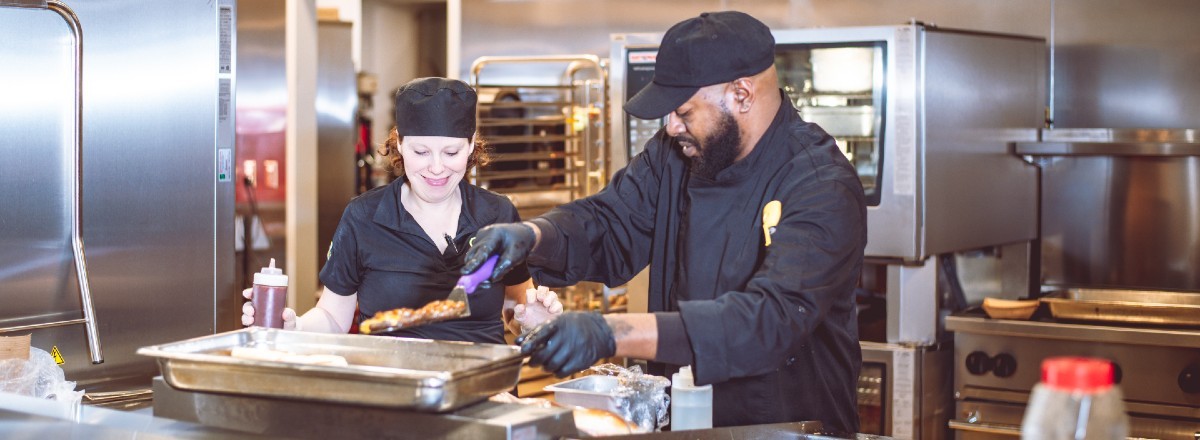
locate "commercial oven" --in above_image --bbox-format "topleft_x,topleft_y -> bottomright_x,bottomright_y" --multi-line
611,23 -> 1047,439
0,0 -> 237,403
610,23 -> 1044,264
943,130 -> 1200,439
947,310 -> 1200,439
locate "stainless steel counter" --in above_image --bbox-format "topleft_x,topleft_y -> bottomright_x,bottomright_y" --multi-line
610,421 -> 893,440
0,391 -> 263,439
152,377 -> 578,439
1,383 -> 889,439
152,377 -> 887,439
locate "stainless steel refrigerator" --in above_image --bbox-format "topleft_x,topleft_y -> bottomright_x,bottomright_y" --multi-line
0,0 -> 237,399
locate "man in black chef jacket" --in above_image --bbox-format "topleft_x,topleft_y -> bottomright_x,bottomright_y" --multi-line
463,11 -> 866,434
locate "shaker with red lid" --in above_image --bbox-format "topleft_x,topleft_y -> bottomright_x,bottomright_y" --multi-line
1021,356 -> 1130,439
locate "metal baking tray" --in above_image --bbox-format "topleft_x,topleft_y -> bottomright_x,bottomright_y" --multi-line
137,328 -> 523,412
799,106 -> 874,137
1040,288 -> 1200,326
544,375 -> 624,414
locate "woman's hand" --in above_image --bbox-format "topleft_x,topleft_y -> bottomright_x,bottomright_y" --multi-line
510,286 -> 563,334
241,288 -> 298,330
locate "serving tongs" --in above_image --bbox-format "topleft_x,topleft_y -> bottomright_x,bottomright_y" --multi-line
364,255 -> 498,334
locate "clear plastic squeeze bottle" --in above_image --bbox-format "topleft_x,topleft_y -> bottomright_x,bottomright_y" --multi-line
671,365 -> 713,431
251,258 -> 288,329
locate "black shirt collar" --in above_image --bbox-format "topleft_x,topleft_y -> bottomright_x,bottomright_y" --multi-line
372,176 -> 491,236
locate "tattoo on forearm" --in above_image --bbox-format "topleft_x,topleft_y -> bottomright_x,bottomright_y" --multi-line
606,317 -> 634,338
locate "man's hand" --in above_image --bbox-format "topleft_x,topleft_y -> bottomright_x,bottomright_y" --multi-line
513,286 -> 564,333
517,312 -> 615,377
462,222 -> 537,287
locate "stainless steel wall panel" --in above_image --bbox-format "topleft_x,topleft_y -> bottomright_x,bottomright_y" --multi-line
1052,0 -> 1200,128
463,0 -> 1199,129
234,0 -> 287,292
237,0 -> 287,111
1038,155 -> 1200,290
316,21 -> 357,271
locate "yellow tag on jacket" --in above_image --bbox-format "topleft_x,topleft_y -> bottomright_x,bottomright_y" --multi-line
762,200 -> 781,246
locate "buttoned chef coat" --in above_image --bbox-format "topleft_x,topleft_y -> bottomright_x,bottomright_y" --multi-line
525,92 -> 867,434
320,177 -> 530,344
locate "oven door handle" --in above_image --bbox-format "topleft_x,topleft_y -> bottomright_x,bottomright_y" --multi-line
948,419 -> 1022,436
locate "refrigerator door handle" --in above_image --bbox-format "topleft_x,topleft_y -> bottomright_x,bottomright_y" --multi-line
0,0 -> 104,365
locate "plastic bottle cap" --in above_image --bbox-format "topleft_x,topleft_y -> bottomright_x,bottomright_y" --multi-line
254,258 -> 289,287
1041,356 -> 1114,393
678,366 -> 693,385
673,365 -> 711,390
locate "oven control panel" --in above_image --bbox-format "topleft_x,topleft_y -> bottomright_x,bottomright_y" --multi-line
954,332 -> 1200,407
1179,364 -> 1200,394
963,351 -> 1018,378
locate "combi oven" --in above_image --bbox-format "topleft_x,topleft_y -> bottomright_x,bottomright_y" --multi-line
610,23 -> 1044,264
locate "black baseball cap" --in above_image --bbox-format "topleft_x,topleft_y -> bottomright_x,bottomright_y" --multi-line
625,11 -> 776,120
394,77 -> 477,138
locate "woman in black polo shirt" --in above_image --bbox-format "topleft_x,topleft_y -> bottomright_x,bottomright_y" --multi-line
242,77 -> 561,343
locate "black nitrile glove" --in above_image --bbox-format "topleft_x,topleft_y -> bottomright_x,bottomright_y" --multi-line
462,222 -> 536,288
517,312 -> 616,378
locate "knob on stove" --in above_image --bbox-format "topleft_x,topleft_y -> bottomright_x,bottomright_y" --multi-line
965,351 -> 993,375
992,353 -> 1017,378
1180,364 -> 1200,394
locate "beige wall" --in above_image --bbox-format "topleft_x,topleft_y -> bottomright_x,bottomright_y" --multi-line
361,1 -> 447,149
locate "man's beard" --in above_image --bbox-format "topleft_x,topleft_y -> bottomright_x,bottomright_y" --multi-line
682,105 -> 741,179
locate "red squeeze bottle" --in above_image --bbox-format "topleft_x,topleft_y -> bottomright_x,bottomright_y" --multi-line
251,258 -> 289,329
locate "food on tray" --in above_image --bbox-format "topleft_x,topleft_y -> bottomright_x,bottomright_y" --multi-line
360,299 -> 467,334
608,294 -> 628,307
229,346 -> 349,366
982,297 -> 1039,320
573,407 -> 633,436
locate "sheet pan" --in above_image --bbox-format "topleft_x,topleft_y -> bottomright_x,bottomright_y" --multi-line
1041,288 -> 1200,326
137,328 -> 523,412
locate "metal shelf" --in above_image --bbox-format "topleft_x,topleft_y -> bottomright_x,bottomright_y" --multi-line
838,135 -> 877,142
478,116 -> 567,128
489,151 -> 576,162
471,54 -> 608,199
477,168 -> 572,180
796,91 -> 875,100
485,134 -> 573,144
479,101 -> 571,109
477,84 -> 574,90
